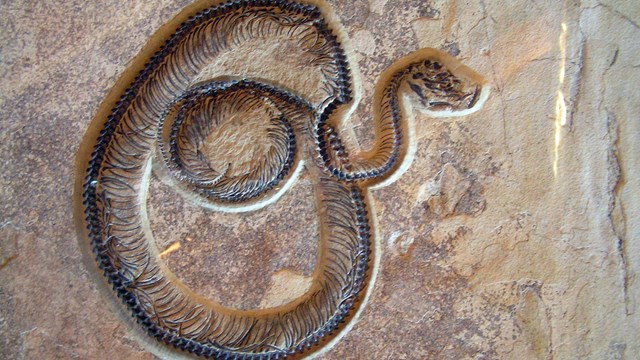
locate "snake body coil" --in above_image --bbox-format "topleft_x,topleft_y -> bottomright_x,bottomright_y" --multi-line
80,0 -> 487,358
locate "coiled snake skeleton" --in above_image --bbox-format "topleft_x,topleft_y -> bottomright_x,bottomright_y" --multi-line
78,0 -> 488,358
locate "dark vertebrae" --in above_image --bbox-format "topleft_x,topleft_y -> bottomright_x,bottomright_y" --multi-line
82,0 -> 483,359
159,80 -> 303,203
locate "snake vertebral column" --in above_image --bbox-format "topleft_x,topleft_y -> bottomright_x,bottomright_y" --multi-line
77,0 -> 489,358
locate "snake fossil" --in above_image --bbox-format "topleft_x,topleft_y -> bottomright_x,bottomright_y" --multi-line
78,0 -> 488,358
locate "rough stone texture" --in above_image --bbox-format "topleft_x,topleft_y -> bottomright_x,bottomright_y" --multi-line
1,0 -> 638,359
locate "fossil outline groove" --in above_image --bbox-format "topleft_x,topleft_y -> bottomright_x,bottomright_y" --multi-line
78,0 -> 489,358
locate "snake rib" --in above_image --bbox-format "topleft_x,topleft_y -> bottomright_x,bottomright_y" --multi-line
81,0 -> 486,358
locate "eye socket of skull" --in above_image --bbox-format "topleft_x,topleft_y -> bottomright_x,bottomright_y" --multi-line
157,82 -> 296,203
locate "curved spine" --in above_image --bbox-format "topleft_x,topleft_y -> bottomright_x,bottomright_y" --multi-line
81,1 -> 486,358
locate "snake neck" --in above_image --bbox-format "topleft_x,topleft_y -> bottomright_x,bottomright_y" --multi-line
315,57 -> 482,184
315,66 -> 411,183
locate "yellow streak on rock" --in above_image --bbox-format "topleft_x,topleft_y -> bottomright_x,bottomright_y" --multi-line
159,242 -> 181,258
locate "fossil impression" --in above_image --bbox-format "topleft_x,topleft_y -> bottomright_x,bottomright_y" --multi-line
78,0 -> 489,358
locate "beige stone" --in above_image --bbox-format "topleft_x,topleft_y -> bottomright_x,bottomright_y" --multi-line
1,0 -> 638,359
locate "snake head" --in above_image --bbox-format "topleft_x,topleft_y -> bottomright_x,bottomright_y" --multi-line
404,58 -> 487,116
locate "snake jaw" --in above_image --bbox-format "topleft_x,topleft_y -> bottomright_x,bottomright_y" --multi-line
403,59 -> 485,116
465,85 -> 482,109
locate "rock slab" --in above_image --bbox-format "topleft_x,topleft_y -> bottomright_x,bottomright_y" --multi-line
1,0 -> 639,358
